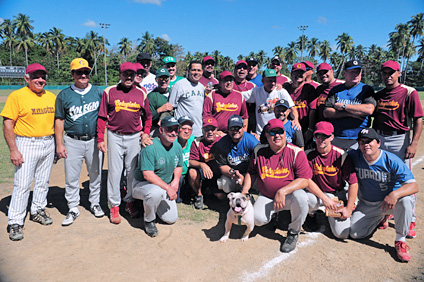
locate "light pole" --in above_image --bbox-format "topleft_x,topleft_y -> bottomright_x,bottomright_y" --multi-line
99,23 -> 110,86
298,25 -> 308,61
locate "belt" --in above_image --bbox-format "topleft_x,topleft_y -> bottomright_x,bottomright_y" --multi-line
66,133 -> 95,141
111,130 -> 139,136
376,129 -> 407,136
16,135 -> 53,140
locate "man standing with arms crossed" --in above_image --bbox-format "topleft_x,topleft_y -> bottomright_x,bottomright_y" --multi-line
2,63 -> 56,241
97,62 -> 152,224
55,58 -> 104,226
373,60 -> 423,238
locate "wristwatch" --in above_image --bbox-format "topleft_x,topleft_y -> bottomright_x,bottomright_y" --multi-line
342,104 -> 347,111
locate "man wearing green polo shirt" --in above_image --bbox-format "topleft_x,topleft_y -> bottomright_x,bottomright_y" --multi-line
163,56 -> 183,92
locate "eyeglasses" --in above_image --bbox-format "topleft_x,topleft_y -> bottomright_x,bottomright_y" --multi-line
271,61 -> 281,66
236,65 -> 248,70
75,70 -> 90,76
358,138 -> 374,145
269,129 -> 285,136
165,126 -> 179,133
205,61 -> 215,66
314,133 -> 331,140
229,126 -> 242,132
158,77 -> 169,82
166,63 -> 176,68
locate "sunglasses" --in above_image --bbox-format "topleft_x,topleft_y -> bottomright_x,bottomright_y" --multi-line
229,126 -> 242,132
75,70 -> 90,76
158,77 -> 169,82
269,129 -> 285,136
237,65 -> 248,70
314,133 -> 331,140
358,138 -> 374,145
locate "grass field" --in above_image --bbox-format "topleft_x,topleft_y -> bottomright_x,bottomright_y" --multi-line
0,103 -> 15,183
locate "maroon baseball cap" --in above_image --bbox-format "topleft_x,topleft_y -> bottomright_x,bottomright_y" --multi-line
202,56 -> 215,63
203,117 -> 218,128
317,63 -> 333,71
26,63 -> 49,74
381,60 -> 400,71
291,63 -> 306,72
267,119 -> 285,132
235,60 -> 248,68
303,61 -> 315,70
314,121 -> 334,136
219,71 -> 234,81
134,62 -> 144,71
120,62 -> 137,73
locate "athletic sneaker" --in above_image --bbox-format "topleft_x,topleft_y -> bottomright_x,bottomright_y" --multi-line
280,230 -> 299,253
8,224 -> 24,241
395,241 -> 411,262
144,220 -> 158,237
109,206 -> 121,224
30,209 -> 53,225
91,205 -> 105,218
407,222 -> 416,239
62,209 -> 80,226
194,195 -> 204,210
125,201 -> 140,218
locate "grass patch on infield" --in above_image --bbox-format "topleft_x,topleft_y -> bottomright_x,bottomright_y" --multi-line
0,103 -> 15,183
418,91 -> 424,100
177,202 -> 220,223
0,89 -> 61,96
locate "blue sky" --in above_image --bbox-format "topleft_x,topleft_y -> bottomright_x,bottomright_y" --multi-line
1,0 -> 423,62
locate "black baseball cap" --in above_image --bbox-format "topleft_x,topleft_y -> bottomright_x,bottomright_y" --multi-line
274,99 -> 290,109
357,127 -> 379,141
345,60 -> 363,70
228,115 -> 243,128
137,52 -> 152,62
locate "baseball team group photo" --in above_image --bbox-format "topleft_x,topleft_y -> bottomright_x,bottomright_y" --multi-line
0,5 -> 424,282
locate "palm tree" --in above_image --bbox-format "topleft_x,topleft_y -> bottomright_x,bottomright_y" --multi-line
137,31 -> 155,55
213,50 -> 221,75
403,13 -> 424,82
417,38 -> 424,76
319,40 -> 331,63
354,45 -> 366,61
85,31 -> 103,75
296,35 -> 309,61
13,13 -> 34,66
38,32 -> 54,54
335,32 -> 354,77
118,37 -> 132,61
285,41 -> 299,65
307,38 -> 320,61
220,56 -> 234,71
0,19 -> 16,65
49,27 -> 66,69
256,50 -> 267,69
272,46 -> 285,61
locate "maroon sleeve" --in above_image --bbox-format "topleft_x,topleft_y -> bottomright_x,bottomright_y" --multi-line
240,94 -> 249,120
189,140 -> 200,161
203,92 -> 214,120
247,152 -> 258,176
96,117 -> 107,143
342,155 -> 358,185
407,89 -> 424,119
98,89 -> 109,119
141,90 -> 152,135
294,150 -> 312,179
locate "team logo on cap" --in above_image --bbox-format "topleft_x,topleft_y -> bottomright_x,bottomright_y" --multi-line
160,69 -> 166,73
169,117 -> 177,122
79,60 -> 85,65
360,129 -> 369,134
353,61 -> 358,65
208,118 -> 213,123
230,116 -> 239,121
296,63 -> 302,69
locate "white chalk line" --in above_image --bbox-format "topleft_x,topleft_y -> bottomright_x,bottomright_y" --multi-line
412,155 -> 424,167
241,233 -> 319,282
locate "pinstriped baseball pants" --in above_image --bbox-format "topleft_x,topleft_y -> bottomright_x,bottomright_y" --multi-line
8,135 -> 55,225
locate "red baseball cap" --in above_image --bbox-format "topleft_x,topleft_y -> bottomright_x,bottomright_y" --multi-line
267,119 -> 285,132
202,56 -> 215,63
235,60 -> 248,68
381,60 -> 400,71
317,63 -> 332,71
203,117 -> 218,128
291,63 -> 306,72
314,121 -> 334,136
26,63 -> 49,74
134,63 -> 144,71
303,61 -> 315,70
219,71 -> 234,81
120,62 -> 137,73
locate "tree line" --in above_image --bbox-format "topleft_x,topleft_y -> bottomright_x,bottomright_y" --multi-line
0,13 -> 423,87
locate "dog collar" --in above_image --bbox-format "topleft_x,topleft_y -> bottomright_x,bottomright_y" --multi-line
237,215 -> 242,225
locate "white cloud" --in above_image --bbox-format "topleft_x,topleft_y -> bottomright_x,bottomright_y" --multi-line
82,20 -> 97,27
133,0 -> 165,5
272,25 -> 281,30
0,18 -> 4,24
317,16 -> 328,24
161,34 -> 171,42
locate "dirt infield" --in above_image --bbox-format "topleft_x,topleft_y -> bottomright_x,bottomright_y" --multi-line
0,142 -> 424,281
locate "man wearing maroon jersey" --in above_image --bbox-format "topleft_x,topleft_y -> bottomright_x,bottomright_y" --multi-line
199,56 -> 218,89
188,118 -> 222,209
203,71 -> 248,135
242,119 -> 320,253
302,61 -> 320,88
283,63 -> 317,143
305,121 -> 358,237
310,63 -> 343,125
372,60 -> 423,238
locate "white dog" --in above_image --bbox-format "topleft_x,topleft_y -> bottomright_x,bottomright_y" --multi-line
219,192 -> 254,242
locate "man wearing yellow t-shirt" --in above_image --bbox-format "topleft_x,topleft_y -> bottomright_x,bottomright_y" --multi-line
1,63 -> 56,241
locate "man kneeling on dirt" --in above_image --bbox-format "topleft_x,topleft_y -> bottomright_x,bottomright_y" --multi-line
132,116 -> 183,237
